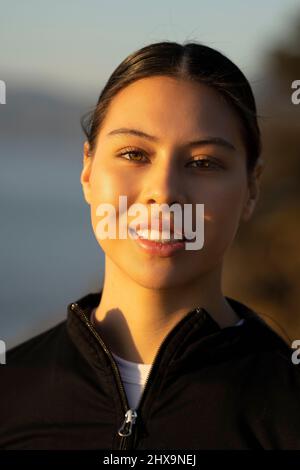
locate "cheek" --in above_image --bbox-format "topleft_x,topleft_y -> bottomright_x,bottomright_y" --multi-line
200,173 -> 248,249
89,164 -> 133,248
208,182 -> 245,221
90,164 -> 129,204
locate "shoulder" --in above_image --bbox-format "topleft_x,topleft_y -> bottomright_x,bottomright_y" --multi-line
0,317 -> 89,418
5,320 -> 68,366
225,295 -> 300,376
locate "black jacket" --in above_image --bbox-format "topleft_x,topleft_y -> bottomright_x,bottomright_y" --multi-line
1,291 -> 300,450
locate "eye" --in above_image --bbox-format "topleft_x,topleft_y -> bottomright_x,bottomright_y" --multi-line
187,157 -> 222,170
117,147 -> 149,163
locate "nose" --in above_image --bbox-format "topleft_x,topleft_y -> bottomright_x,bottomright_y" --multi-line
140,158 -> 187,208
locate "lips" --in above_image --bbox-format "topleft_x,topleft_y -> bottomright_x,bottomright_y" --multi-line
131,229 -> 187,257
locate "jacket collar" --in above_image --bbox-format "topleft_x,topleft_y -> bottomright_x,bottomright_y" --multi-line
66,290 -> 292,372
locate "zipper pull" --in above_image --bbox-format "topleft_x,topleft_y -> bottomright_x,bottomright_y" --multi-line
118,409 -> 138,437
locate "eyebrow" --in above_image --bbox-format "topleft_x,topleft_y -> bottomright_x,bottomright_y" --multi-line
106,127 -> 236,152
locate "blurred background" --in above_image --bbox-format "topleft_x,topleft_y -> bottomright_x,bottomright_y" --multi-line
1,0 -> 299,349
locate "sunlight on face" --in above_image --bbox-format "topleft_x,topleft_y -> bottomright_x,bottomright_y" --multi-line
81,76 -> 250,289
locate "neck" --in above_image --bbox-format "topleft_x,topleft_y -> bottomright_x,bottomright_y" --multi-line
93,258 -> 240,364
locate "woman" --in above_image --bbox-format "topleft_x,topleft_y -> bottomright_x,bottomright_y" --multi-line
2,41 -> 300,450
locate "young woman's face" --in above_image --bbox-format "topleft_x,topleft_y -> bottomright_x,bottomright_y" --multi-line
81,76 -> 256,289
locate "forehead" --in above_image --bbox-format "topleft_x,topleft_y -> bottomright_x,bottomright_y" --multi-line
98,76 -> 243,147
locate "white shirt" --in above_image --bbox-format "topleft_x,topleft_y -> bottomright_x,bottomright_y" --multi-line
111,351 -> 152,410
91,308 -> 245,410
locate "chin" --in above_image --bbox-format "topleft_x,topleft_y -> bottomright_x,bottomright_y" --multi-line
123,264 -> 200,291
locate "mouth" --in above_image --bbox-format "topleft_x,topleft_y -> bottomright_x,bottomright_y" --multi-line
127,226 -> 189,258
132,228 -> 187,243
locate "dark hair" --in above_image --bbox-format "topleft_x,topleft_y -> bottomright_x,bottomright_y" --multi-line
81,40 -> 262,174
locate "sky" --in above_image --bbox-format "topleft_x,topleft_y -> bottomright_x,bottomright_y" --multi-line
1,0 -> 300,101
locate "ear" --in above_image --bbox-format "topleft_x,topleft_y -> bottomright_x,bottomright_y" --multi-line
241,158 -> 265,222
80,141 -> 93,205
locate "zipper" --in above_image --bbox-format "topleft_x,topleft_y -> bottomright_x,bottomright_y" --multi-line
70,302 -> 203,450
70,302 -> 132,449
116,319 -> 183,449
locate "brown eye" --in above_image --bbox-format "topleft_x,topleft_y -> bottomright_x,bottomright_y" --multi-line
118,148 -> 148,162
188,158 -> 221,169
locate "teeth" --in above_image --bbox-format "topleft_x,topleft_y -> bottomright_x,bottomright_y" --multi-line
136,228 -> 184,242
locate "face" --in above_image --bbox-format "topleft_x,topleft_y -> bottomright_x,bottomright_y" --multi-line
81,76 -> 262,289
